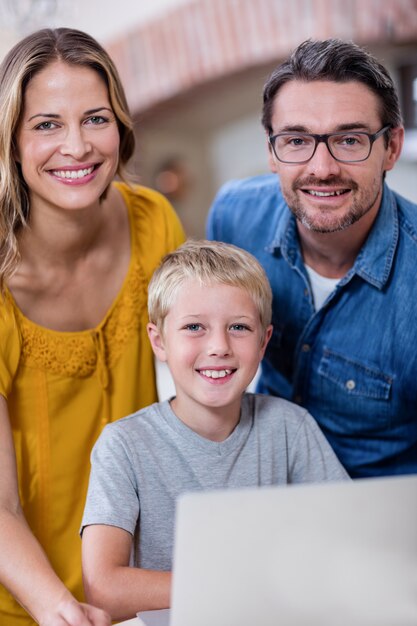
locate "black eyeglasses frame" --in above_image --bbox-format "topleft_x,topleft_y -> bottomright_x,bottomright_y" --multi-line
268,125 -> 391,164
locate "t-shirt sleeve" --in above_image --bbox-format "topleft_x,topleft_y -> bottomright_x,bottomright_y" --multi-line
0,303 -> 21,398
288,410 -> 350,483
81,424 -> 140,535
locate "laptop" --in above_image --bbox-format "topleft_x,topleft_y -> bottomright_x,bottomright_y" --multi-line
137,609 -> 170,625
142,474 -> 417,626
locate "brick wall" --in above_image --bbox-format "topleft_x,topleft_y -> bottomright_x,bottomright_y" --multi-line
106,0 -> 417,113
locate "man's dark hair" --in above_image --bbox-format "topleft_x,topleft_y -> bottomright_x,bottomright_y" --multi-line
262,38 -> 402,138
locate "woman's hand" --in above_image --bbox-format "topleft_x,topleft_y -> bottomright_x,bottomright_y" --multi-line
40,598 -> 111,626
0,396 -> 110,626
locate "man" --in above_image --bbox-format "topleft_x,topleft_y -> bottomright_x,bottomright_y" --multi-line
206,38 -> 417,478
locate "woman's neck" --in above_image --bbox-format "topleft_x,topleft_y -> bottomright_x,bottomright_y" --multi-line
18,199 -> 107,269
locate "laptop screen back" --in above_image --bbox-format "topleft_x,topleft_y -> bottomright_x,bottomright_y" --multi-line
170,475 -> 417,626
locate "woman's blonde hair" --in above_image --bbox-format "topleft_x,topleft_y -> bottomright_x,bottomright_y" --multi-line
148,240 -> 272,334
0,27 -> 135,286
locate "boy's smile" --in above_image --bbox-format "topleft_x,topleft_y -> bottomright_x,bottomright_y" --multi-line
147,279 -> 272,441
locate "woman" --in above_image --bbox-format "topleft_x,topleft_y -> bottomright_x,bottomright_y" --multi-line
0,28 -> 185,626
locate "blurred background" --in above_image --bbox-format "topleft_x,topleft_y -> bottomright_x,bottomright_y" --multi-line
1,0 -> 416,240
1,0 -> 416,398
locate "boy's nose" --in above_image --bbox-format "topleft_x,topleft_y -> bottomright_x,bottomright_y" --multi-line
207,330 -> 231,357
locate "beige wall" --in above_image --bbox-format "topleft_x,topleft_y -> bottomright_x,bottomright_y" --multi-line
135,45 -> 417,239
1,0 -> 416,240
0,0 -> 194,59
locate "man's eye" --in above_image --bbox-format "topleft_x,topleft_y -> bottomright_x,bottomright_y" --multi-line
288,136 -> 307,146
336,134 -> 365,146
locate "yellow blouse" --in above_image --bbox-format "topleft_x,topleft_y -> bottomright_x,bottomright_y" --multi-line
0,183 -> 185,626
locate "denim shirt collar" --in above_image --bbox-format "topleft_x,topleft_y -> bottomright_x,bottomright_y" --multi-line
268,183 -> 399,290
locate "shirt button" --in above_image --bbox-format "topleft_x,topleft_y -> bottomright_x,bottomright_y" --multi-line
302,344 -> 311,352
295,395 -> 302,404
346,379 -> 356,391
304,288 -> 309,297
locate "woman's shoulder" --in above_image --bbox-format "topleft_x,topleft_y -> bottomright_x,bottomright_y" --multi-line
0,291 -> 21,334
113,181 -> 179,220
0,293 -> 22,394
114,181 -> 185,271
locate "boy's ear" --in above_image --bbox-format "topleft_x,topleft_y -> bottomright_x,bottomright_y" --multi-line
260,324 -> 273,358
147,322 -> 168,362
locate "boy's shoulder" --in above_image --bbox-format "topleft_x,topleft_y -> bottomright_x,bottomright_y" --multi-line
245,391 -> 307,412
100,401 -> 167,441
244,392 -> 312,428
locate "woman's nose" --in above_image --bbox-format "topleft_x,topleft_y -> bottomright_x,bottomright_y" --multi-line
59,126 -> 92,159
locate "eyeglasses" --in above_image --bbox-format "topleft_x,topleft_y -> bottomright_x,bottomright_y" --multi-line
268,125 -> 390,164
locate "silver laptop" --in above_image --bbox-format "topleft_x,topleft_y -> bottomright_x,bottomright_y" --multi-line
163,474 -> 417,626
137,609 -> 170,625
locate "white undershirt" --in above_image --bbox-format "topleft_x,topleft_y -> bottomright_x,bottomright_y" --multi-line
305,264 -> 340,310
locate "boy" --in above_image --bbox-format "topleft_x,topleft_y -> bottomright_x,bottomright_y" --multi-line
81,240 -> 348,621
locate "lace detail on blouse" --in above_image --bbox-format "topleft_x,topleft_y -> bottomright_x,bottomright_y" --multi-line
11,260 -> 148,379
7,188 -> 149,380
20,327 -> 97,378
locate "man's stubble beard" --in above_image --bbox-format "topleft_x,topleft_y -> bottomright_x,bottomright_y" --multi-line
282,176 -> 382,234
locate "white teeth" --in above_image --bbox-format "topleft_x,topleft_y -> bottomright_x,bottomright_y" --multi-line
200,369 -> 232,379
52,166 -> 94,179
308,189 -> 345,197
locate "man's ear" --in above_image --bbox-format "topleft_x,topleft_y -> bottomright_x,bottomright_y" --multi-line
383,126 -> 404,173
147,322 -> 168,362
267,137 -> 278,173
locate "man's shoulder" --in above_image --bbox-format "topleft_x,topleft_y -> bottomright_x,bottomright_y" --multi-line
393,188 -> 417,243
207,174 -> 287,241
221,174 -> 278,192
217,173 -> 279,196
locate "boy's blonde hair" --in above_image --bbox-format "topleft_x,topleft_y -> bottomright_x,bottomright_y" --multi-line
148,240 -> 272,331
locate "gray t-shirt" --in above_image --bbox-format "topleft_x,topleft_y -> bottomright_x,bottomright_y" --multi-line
81,393 -> 348,570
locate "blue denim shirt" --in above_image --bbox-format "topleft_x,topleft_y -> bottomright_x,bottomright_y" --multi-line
207,174 -> 417,477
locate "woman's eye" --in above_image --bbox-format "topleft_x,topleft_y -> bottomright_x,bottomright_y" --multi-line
86,115 -> 107,125
35,121 -> 58,130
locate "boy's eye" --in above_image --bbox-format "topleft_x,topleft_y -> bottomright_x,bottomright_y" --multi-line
230,324 -> 250,331
184,323 -> 202,332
